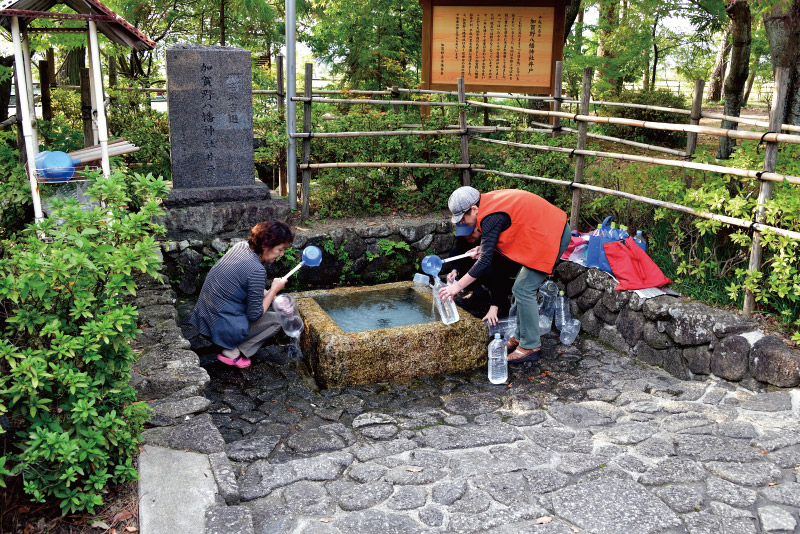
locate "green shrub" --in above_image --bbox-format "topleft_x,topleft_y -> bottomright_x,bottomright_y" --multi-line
107,89 -> 171,179
651,141 -> 800,334
0,169 -> 167,513
599,89 -> 689,148
0,130 -> 31,239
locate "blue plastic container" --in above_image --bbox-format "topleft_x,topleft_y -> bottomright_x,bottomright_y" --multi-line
34,151 -> 80,181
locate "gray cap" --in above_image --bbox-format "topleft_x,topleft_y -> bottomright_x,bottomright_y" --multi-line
448,186 -> 480,223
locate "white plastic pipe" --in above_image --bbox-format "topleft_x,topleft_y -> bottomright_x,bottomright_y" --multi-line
11,17 -> 43,222
285,0 -> 297,209
88,21 -> 110,177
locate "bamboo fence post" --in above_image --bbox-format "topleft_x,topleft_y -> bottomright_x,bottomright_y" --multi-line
483,93 -> 489,127
570,67 -> 592,230
277,55 -> 287,197
301,63 -> 312,221
683,79 -> 704,187
743,67 -> 789,316
551,61 -> 563,138
39,59 -> 52,122
458,78 -> 470,186
391,86 -> 400,113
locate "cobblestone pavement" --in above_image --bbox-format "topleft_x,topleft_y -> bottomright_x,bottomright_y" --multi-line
198,333 -> 800,534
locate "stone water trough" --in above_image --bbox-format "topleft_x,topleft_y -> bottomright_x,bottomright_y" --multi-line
295,281 -> 488,387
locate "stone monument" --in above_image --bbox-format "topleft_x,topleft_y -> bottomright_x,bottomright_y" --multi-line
161,44 -> 288,240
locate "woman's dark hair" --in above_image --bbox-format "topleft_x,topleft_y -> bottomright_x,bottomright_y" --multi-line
249,221 -> 294,256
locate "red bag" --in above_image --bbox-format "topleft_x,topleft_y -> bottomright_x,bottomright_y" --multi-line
603,237 -> 672,291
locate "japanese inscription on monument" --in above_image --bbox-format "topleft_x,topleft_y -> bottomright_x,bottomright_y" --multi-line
166,44 -> 255,189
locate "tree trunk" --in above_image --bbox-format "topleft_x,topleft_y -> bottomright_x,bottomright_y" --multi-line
763,0 -> 800,125
718,1 -> 752,159
706,25 -> 732,101
596,0 -> 619,93
0,55 -> 14,124
220,0 -> 226,46
59,47 -> 85,86
742,70 -> 757,106
108,55 -> 117,87
651,44 -> 659,89
564,0 -> 582,43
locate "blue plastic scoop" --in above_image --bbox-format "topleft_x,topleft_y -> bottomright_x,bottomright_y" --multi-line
421,251 -> 477,277
281,245 -> 322,280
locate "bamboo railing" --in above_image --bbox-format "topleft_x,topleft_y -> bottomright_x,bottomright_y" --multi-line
284,61 -> 797,317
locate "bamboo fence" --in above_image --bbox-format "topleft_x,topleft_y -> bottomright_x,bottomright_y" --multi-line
285,61 -> 798,316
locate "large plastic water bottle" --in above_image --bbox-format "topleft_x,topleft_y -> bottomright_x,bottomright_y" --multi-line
433,278 -> 460,325
619,225 -> 630,240
538,280 -> 558,332
554,290 -> 571,332
488,333 -> 508,384
560,318 -> 581,345
633,230 -> 647,251
609,222 -> 619,240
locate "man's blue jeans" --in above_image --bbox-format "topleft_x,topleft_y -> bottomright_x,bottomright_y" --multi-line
512,223 -> 572,349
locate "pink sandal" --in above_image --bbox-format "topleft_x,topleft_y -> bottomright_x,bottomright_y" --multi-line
217,354 -> 251,368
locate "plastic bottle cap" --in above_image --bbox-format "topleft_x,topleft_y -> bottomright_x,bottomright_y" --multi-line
636,230 -> 643,235
559,290 -> 565,295
494,333 -> 501,339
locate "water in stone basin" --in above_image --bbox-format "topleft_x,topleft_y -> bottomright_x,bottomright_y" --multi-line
314,287 -> 435,332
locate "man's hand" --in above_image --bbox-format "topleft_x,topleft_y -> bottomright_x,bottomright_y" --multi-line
438,281 -> 460,301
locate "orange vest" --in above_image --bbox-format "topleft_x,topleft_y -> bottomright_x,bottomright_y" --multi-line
476,189 -> 567,273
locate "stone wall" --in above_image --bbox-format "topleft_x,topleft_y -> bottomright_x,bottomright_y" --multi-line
160,217 -> 457,296
155,212 -> 800,391
551,261 -> 800,390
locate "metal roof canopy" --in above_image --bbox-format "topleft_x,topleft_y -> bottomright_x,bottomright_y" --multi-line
0,0 -> 154,224
0,0 -> 155,50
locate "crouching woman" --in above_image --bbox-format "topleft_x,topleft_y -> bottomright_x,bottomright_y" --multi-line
190,221 -> 294,368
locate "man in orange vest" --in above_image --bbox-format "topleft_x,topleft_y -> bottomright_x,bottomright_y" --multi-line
439,186 -> 571,362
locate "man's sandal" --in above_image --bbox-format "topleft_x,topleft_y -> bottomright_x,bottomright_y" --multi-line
508,346 -> 541,363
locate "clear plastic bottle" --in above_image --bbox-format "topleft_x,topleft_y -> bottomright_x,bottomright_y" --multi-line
538,280 -> 558,332
560,318 -> 581,345
609,222 -> 619,240
633,230 -> 647,251
488,333 -> 508,384
505,298 -> 517,339
553,290 -> 571,332
432,278 -> 460,325
619,225 -> 630,240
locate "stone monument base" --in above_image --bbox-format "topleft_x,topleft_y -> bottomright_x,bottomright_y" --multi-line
157,185 -> 290,241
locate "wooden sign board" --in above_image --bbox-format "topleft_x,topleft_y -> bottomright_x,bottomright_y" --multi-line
421,0 -> 567,94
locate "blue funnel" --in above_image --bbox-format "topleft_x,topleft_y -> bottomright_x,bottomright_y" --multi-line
421,254 -> 443,276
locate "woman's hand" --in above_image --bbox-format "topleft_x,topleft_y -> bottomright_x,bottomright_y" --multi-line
466,246 -> 480,259
270,277 -> 288,293
446,269 -> 458,283
438,281 -> 460,301
482,305 -> 499,326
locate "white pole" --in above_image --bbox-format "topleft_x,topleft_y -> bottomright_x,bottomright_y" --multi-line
88,21 -> 110,177
20,28 -> 38,157
86,33 -> 99,145
11,17 -> 43,222
285,0 -> 297,209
